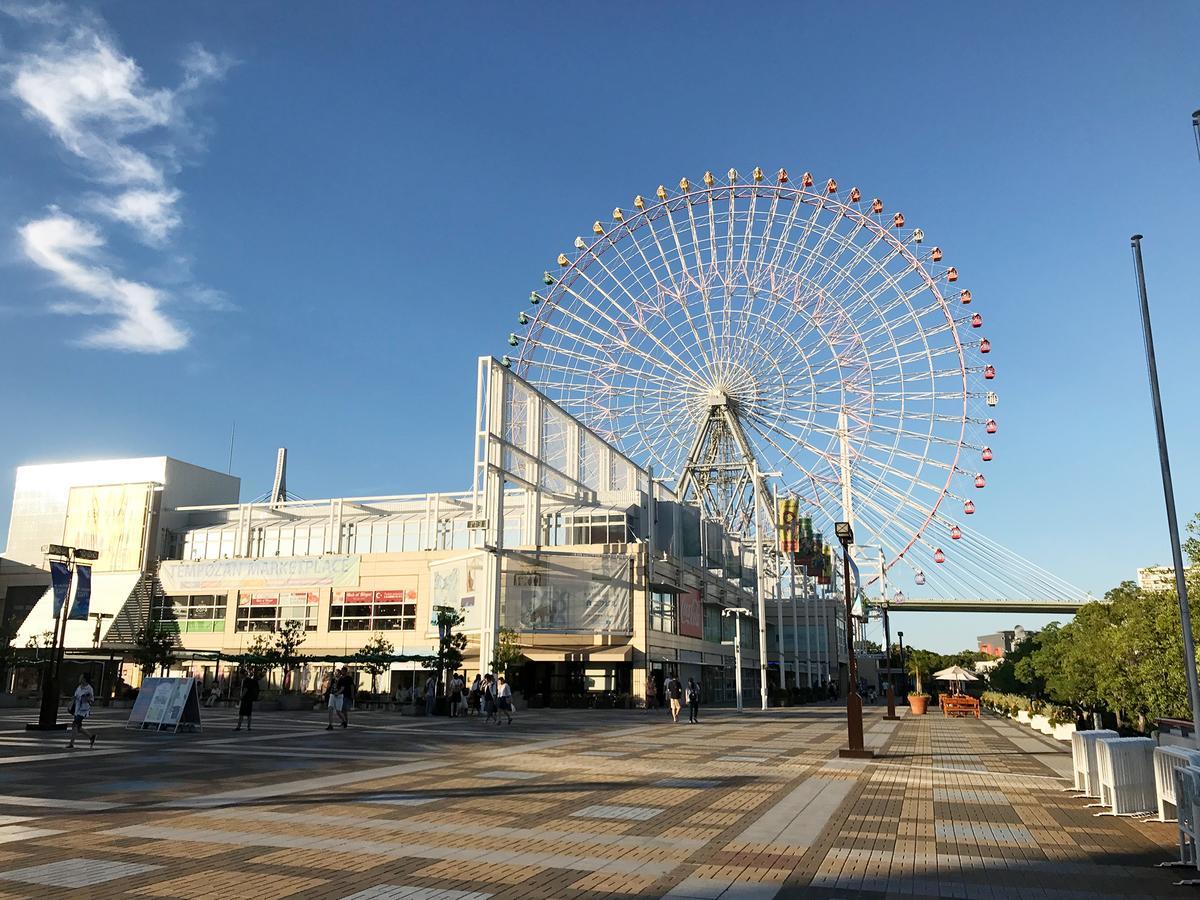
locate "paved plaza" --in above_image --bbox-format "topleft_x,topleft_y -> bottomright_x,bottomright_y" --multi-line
0,703 -> 1184,898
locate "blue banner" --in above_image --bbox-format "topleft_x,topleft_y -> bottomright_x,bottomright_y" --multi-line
68,565 -> 92,621
50,561 -> 71,618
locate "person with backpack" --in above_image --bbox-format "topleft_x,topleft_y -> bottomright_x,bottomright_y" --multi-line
686,677 -> 701,724
65,673 -> 96,749
482,674 -> 498,724
234,668 -> 259,732
665,673 -> 683,723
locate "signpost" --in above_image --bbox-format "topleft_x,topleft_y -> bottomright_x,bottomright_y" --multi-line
126,677 -> 203,733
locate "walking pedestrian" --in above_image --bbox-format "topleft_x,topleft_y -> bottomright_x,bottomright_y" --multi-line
645,675 -> 657,711
468,674 -> 482,717
686,677 -> 700,724
666,673 -> 683,723
324,670 -> 342,730
448,672 -> 464,718
65,673 -> 96,749
234,667 -> 259,731
483,674 -> 498,724
496,676 -> 514,725
337,666 -> 355,727
423,673 -> 438,717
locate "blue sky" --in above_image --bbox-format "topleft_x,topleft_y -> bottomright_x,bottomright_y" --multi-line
1,1 -> 1198,652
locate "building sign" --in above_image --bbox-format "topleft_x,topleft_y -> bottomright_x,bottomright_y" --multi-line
678,589 -> 703,639
160,555 -> 360,592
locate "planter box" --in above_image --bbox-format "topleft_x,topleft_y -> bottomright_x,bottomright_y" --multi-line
1016,710 -> 1031,724
1052,723 -> 1077,741
1031,714 -> 1053,735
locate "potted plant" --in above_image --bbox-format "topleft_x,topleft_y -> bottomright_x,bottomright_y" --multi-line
906,653 -> 932,715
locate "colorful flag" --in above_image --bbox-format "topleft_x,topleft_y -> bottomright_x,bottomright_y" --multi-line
776,498 -> 799,552
51,561 -> 71,618
68,564 -> 92,621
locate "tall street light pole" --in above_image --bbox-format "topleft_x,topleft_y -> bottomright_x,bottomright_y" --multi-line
835,522 -> 872,758
722,607 -> 750,712
1192,109 -> 1200,163
881,602 -> 898,720
1130,235 -> 1200,738
897,631 -> 906,695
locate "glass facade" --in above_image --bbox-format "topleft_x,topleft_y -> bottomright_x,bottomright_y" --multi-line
234,591 -> 319,632
152,595 -> 227,633
649,591 -> 677,633
329,589 -> 418,632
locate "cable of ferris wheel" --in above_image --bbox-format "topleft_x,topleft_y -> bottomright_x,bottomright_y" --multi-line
745,415 -> 957,556
545,270 -> 708,379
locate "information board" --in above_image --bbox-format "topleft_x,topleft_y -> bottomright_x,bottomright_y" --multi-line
126,677 -> 203,733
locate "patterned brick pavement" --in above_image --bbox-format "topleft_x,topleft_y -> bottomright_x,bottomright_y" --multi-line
0,702 -> 1185,898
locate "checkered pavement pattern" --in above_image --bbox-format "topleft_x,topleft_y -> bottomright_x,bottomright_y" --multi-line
0,702 -> 1182,898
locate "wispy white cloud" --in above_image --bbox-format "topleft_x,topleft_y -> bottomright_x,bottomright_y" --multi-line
20,211 -> 188,352
3,8 -> 230,351
89,188 -> 182,244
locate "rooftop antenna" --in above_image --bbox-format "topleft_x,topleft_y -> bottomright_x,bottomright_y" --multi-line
227,421 -> 236,474
270,447 -> 287,508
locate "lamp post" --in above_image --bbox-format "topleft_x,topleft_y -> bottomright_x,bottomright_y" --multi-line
880,601 -> 898,721
1130,235 -> 1200,738
1192,109 -> 1200,163
722,607 -> 751,712
30,544 -> 99,731
835,523 -> 872,758
90,612 -> 113,649
897,631 -> 906,695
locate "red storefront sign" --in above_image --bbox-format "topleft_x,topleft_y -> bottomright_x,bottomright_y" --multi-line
249,594 -> 278,607
373,590 -> 410,603
679,589 -> 703,639
341,591 -> 374,604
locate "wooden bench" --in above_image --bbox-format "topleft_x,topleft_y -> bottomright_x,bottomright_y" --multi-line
941,695 -> 980,718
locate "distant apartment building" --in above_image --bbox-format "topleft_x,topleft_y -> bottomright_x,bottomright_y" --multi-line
1136,566 -> 1198,592
977,624 -> 1034,658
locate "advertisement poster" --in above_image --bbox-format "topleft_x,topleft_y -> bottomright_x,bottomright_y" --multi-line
678,589 -> 703,639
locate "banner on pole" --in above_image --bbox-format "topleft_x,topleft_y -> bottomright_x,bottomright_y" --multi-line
50,561 -> 71,618
68,564 -> 92,621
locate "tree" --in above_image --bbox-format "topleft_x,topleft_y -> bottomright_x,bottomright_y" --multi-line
354,633 -> 394,694
434,607 -> 467,692
132,625 -> 176,677
272,621 -> 307,693
491,627 -> 524,676
243,633 -> 277,680
0,618 -> 20,693
1184,513 -> 1200,568
906,648 -> 940,694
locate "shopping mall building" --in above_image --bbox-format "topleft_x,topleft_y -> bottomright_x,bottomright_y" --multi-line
0,360 -> 847,706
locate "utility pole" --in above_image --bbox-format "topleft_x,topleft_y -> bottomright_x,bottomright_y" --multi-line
1130,235 -> 1200,738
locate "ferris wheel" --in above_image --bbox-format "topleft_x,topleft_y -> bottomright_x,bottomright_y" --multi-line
506,167 -> 996,588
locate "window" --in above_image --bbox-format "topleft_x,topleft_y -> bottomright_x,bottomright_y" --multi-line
235,591 -> 319,632
152,595 -> 227,633
329,589 -> 418,632
649,591 -> 677,633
